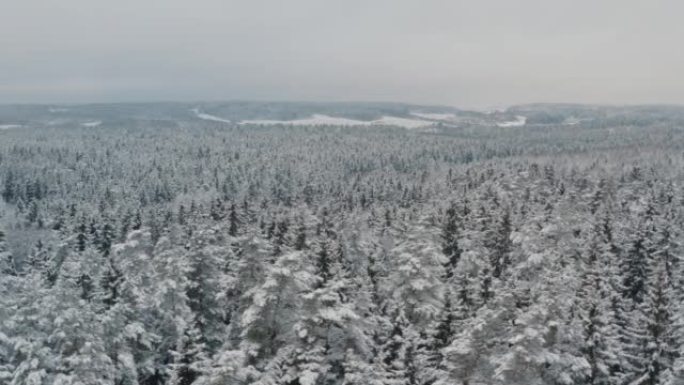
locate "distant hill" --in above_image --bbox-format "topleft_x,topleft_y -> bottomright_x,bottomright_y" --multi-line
2,101 -> 684,129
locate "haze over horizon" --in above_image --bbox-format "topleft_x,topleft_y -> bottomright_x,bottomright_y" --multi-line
2,0 -> 683,109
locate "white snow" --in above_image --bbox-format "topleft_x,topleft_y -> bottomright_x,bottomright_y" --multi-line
563,117 -> 581,125
49,107 -> 69,113
192,108 -> 232,124
299,371 -> 319,385
239,114 -> 434,129
562,117 -> 593,125
410,112 -> 457,121
82,121 -> 102,127
373,116 -> 434,129
496,115 -> 527,127
47,119 -> 67,126
0,124 -> 21,130
241,114 -> 365,127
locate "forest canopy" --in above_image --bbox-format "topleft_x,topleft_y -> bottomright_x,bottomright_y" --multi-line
1,102 -> 684,385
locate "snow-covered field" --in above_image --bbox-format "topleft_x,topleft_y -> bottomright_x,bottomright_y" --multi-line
82,121 -> 102,127
410,112 -> 457,121
373,116 -> 433,129
496,115 -> 527,127
192,108 -> 232,124
562,117 -> 594,125
241,114 -> 365,127
240,114 -> 433,129
0,124 -> 22,130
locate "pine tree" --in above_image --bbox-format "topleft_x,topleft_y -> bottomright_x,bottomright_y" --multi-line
442,202 -> 462,280
577,216 -> 622,385
196,348 -> 257,385
104,229 -> 158,384
185,228 -> 229,351
636,257 -> 676,385
228,203 -> 239,237
101,252 -> 123,309
294,220 -> 307,251
292,237 -> 360,385
240,251 -> 316,363
622,222 -> 649,305
629,212 -> 680,385
170,321 -> 209,385
417,294 -> 454,385
26,239 -> 49,276
342,349 -> 380,385
98,219 -> 115,256
388,220 -> 446,326
488,208 -> 512,279
76,218 -> 88,252
0,227 -> 16,276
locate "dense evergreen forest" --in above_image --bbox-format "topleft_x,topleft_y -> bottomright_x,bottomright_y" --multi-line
2,102 -> 684,385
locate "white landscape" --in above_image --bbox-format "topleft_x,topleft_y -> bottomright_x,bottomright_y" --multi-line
1,1 -> 683,384
2,101 -> 683,385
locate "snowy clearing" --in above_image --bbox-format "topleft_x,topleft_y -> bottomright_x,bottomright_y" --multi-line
192,108 -> 232,124
240,114 -> 366,127
562,117 -> 594,125
373,116 -> 434,129
239,114 -> 434,129
0,124 -> 22,130
496,115 -> 527,127
410,112 -> 457,121
82,121 -> 102,127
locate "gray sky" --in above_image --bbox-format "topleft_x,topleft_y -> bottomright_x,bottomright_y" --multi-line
2,0 -> 683,108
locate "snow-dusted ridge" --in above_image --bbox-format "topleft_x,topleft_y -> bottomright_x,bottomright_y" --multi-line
0,124 -> 22,130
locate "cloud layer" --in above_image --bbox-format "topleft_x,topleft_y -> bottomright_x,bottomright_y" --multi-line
2,0 -> 683,108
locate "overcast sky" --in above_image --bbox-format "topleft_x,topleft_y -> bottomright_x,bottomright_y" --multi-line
1,0 -> 683,109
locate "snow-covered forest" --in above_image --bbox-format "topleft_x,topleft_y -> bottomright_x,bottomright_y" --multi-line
2,102 -> 684,385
